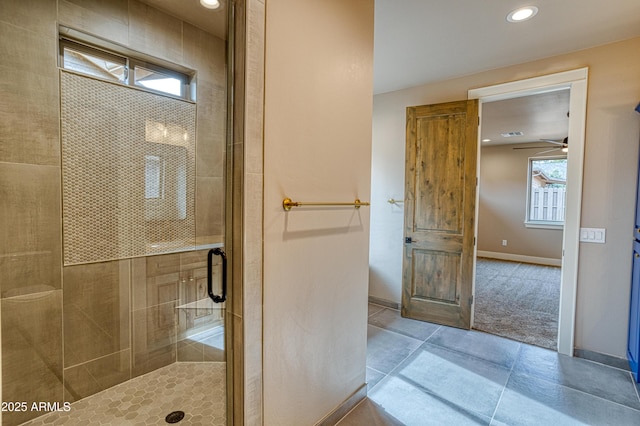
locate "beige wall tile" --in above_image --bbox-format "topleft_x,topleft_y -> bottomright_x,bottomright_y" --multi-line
244,172 -> 262,261
131,302 -> 177,378
131,253 -> 180,312
0,163 -> 61,298
196,81 -> 227,178
128,0 -> 183,64
0,23 -> 59,166
64,349 -> 131,403
177,339 -> 204,362
63,261 -> 130,368
130,257 -> 147,312
179,250 -> 210,307
0,0 -> 56,36
231,312 -> 244,425
145,252 -> 181,278
2,290 -> 63,426
176,250 -> 225,341
58,0 -> 129,46
183,23 -> 226,84
201,327 -> 225,362
196,176 -> 225,239
180,249 -> 209,271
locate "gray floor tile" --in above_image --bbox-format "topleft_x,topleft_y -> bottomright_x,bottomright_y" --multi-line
368,308 -> 440,341
369,303 -> 385,317
391,342 -> 510,418
513,344 -> 640,410
366,367 -> 386,391
427,326 -> 521,369
494,372 -> 640,426
367,325 -> 422,374
369,375 -> 492,425
336,398 -> 404,426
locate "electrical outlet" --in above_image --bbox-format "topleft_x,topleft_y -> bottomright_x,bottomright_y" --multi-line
502,240 -> 507,246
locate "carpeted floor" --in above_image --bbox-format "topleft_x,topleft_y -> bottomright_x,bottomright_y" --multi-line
473,257 -> 561,350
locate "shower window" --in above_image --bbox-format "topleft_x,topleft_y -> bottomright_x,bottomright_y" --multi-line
133,64 -> 185,98
60,38 -> 190,99
61,40 -> 127,83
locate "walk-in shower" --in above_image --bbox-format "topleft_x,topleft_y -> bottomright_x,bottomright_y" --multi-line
0,1 -> 233,424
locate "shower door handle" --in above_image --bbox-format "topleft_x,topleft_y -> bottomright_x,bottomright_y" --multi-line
208,248 -> 227,303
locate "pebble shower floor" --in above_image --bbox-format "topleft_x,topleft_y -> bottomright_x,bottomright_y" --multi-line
22,363 -> 226,426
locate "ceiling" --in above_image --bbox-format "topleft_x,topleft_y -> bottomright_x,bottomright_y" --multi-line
374,0 -> 640,94
139,0 -> 639,146
481,89 -> 570,147
142,0 -> 640,95
139,0 -> 227,40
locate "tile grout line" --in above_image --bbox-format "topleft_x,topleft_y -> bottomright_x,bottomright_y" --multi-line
370,307 -> 442,342
513,369 -> 640,413
366,322 -> 442,393
631,372 -> 640,404
489,343 -> 523,424
633,374 -> 640,404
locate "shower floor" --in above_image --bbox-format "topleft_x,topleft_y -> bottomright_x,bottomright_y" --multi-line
23,362 -> 226,426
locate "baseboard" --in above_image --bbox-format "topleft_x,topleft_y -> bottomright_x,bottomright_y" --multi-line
477,251 -> 562,267
574,348 -> 631,371
315,383 -> 367,426
368,295 -> 400,310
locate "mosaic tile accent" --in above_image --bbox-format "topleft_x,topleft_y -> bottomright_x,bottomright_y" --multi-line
23,362 -> 226,426
60,71 -> 197,265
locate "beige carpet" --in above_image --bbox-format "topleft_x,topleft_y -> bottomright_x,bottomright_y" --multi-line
473,258 -> 560,350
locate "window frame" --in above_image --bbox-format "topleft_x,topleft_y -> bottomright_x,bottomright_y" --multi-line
59,36 -> 192,101
524,155 -> 568,230
130,59 -> 189,98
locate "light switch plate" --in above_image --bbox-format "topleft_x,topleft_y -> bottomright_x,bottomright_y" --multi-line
579,227 -> 606,244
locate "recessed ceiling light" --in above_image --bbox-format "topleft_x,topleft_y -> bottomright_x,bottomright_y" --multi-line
482,139 -> 491,142
200,0 -> 220,9
506,6 -> 538,23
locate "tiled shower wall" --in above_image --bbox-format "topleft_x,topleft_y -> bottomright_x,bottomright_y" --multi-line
0,0 -> 226,424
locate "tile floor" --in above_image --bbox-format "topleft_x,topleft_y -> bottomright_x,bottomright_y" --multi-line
338,304 -> 640,426
22,363 -> 226,426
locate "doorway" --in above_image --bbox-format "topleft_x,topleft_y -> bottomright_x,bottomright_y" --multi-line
468,68 -> 589,356
473,90 -> 570,350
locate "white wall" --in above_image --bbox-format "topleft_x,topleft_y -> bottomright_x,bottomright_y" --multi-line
369,36 -> 640,358
263,1 -> 374,424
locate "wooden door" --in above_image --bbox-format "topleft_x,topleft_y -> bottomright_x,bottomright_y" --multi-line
402,99 -> 478,329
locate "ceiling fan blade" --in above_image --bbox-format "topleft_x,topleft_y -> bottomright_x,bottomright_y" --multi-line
535,147 -> 562,155
513,146 -> 553,150
539,139 -> 565,146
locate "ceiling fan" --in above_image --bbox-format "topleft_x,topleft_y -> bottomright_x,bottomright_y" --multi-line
512,137 -> 568,154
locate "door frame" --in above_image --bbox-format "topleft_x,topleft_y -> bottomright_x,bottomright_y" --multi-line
468,68 -> 588,356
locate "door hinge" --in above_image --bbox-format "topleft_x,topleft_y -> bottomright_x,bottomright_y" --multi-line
474,237 -> 476,246
478,116 -> 480,126
470,295 -> 474,305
